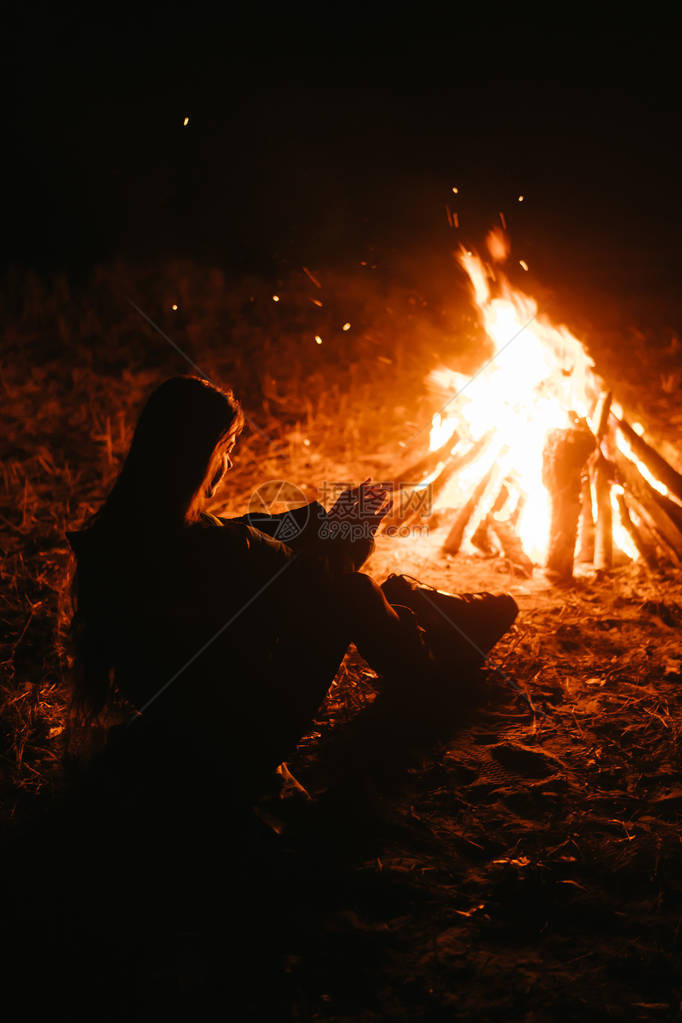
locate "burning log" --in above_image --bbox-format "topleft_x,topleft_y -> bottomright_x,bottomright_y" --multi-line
471,480 -> 510,554
591,392 -> 614,571
429,431 -> 493,507
576,473 -> 595,563
613,416 -> 682,506
542,421 -> 595,580
386,431 -> 494,533
614,449 -> 682,562
594,454 -> 613,571
442,462 -> 496,555
624,492 -> 668,563
458,458 -> 510,554
394,430 -> 459,485
594,391 -> 612,443
509,490 -> 526,529
471,518 -> 496,555
615,490 -> 658,570
489,518 -> 534,577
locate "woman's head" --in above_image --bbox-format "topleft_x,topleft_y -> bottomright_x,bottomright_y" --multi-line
94,375 -> 244,532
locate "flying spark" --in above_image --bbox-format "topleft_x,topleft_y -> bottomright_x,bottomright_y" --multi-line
302,266 -> 322,289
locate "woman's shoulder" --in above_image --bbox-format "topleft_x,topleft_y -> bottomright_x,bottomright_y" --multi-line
198,511 -> 225,528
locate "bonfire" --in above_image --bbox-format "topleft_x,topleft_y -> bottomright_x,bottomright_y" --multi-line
389,229 -> 682,582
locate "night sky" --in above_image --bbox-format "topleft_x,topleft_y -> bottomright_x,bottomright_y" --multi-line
7,13 -> 682,327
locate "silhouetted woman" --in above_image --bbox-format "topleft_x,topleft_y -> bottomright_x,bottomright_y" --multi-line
68,375 -> 516,800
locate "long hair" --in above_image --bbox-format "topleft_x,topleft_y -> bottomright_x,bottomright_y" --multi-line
90,375 -> 244,534
69,375 -> 244,716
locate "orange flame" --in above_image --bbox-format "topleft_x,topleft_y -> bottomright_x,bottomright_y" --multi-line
429,242 -> 604,562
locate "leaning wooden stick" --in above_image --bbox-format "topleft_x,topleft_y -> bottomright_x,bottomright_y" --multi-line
615,491 -> 658,569
614,449 -> 682,561
471,478 -> 511,553
594,453 -> 613,571
393,430 -> 460,485
489,518 -> 534,577
594,390 -> 613,443
576,472 -> 595,563
442,462 -> 496,555
391,430 -> 495,532
625,491 -> 670,564
613,415 -> 682,505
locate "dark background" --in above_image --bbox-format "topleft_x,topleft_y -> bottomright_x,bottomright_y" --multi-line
6,11 -> 682,330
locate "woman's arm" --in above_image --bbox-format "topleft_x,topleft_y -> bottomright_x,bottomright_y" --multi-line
215,502 -> 325,549
207,499 -> 377,571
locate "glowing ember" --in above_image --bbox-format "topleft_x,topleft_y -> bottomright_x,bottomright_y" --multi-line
486,228 -> 510,263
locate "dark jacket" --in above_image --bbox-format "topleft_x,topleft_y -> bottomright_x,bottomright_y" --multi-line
68,502 -> 373,774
